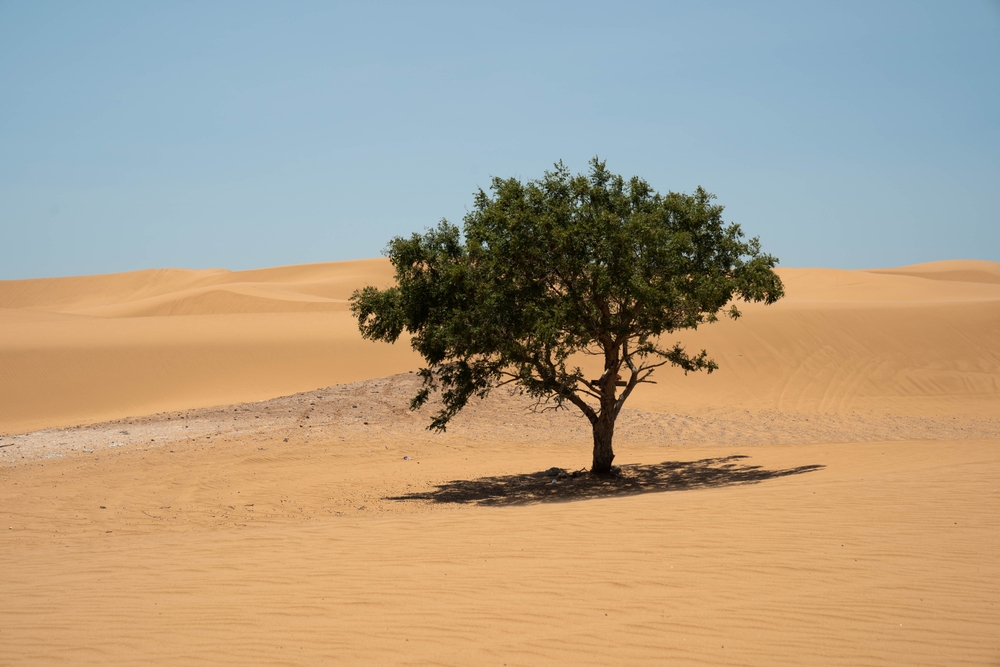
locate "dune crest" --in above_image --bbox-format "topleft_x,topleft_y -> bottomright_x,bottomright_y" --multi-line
0,259 -> 394,316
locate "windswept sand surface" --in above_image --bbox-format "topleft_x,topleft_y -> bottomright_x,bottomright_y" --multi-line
2,259 -> 1000,665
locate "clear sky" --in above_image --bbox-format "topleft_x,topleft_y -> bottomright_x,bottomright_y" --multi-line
1,1 -> 998,279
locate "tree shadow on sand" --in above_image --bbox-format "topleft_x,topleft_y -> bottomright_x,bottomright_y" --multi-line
388,455 -> 824,506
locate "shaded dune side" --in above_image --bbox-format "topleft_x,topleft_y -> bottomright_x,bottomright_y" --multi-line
0,267 -> 229,312
84,287 -> 348,317
867,259 -> 1000,284
0,259 -> 998,433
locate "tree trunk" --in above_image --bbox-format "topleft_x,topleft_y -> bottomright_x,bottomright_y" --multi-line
591,412 -> 616,474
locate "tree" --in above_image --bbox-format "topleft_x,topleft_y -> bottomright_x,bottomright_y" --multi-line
351,159 -> 784,474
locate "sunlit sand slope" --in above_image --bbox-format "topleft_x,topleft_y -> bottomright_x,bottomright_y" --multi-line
634,264 -> 1000,416
1,259 -> 999,433
0,260 -> 421,433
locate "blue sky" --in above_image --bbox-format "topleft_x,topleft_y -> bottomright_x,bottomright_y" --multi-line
1,1 -> 998,279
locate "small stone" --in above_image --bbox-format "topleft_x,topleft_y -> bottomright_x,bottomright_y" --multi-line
403,456 -> 410,461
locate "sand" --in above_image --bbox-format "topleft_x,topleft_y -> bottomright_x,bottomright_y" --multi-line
0,260 -> 419,434
3,259 -> 999,434
2,259 -> 999,665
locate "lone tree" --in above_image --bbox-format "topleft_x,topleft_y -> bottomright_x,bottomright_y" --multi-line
351,159 -> 784,474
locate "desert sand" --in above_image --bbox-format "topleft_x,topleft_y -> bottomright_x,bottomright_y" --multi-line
1,259 -> 999,665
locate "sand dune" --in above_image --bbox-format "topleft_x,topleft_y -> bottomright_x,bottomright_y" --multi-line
2,259 -> 999,433
3,259 -> 999,666
0,260 -> 418,433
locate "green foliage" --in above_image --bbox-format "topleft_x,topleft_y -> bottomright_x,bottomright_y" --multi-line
351,158 -> 784,434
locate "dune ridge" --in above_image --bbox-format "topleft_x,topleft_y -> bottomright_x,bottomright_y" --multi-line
0,259 -> 394,317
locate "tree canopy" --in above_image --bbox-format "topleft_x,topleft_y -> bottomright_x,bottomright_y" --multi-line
351,159 -> 784,473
